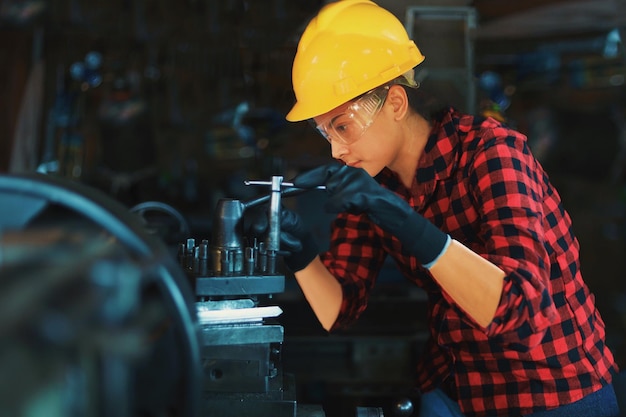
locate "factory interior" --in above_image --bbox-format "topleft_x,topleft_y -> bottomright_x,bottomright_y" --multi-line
1,0 -> 626,416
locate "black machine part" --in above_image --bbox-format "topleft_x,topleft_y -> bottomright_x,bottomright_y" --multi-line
0,173 -> 202,417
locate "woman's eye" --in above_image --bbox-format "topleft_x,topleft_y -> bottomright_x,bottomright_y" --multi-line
334,122 -> 349,133
332,115 -> 354,131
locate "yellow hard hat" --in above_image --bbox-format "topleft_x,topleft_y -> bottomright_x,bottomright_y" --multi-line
286,0 -> 425,122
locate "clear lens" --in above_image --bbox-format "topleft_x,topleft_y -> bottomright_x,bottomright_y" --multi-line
313,75 -> 419,145
316,85 -> 390,145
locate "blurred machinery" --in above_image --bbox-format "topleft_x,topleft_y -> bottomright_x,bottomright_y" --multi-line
1,171 -> 418,417
0,172 -> 331,417
0,173 -> 201,417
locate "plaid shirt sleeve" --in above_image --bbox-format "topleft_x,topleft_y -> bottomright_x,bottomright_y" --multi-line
465,122 -> 560,350
320,212 -> 388,329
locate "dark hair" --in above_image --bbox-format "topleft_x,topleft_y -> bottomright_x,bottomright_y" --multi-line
401,84 -> 446,122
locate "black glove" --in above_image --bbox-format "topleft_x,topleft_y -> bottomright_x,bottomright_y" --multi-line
248,207 -> 319,273
293,163 -> 450,267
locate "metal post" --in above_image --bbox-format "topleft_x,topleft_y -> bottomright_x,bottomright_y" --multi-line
266,176 -> 283,273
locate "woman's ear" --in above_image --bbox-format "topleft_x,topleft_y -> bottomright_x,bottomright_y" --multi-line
387,85 -> 409,121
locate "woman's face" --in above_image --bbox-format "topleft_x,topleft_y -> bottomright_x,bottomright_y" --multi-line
313,85 -> 405,177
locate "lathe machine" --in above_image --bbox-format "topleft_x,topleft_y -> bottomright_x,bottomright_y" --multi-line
0,172 -> 335,417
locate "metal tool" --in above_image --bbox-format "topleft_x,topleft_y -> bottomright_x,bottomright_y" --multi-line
176,175 -> 326,416
204,176 -> 286,277
244,180 -> 326,190
201,174 -> 326,277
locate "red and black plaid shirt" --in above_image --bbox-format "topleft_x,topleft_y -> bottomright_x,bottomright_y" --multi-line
320,107 -> 618,416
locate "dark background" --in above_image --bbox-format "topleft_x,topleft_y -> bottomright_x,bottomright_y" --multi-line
2,0 -> 625,414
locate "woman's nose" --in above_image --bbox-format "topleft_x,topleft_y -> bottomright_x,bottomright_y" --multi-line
330,141 -> 348,160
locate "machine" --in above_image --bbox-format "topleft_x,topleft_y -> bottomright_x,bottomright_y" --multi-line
0,172 -> 330,417
0,171 -> 407,416
0,173 -> 201,417
175,176 -> 326,417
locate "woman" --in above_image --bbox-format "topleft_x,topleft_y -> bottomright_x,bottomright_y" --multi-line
270,1 -> 620,415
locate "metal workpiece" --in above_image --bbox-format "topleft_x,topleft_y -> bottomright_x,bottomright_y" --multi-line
245,246 -> 255,275
210,199 -> 245,275
185,237 -> 196,272
210,199 -> 245,250
258,241 -> 268,273
197,241 -> 209,276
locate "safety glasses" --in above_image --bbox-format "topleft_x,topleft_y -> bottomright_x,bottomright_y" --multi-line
313,85 -> 391,146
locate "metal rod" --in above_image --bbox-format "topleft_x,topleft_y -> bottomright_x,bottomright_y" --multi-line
267,176 -> 282,254
244,180 -> 326,190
